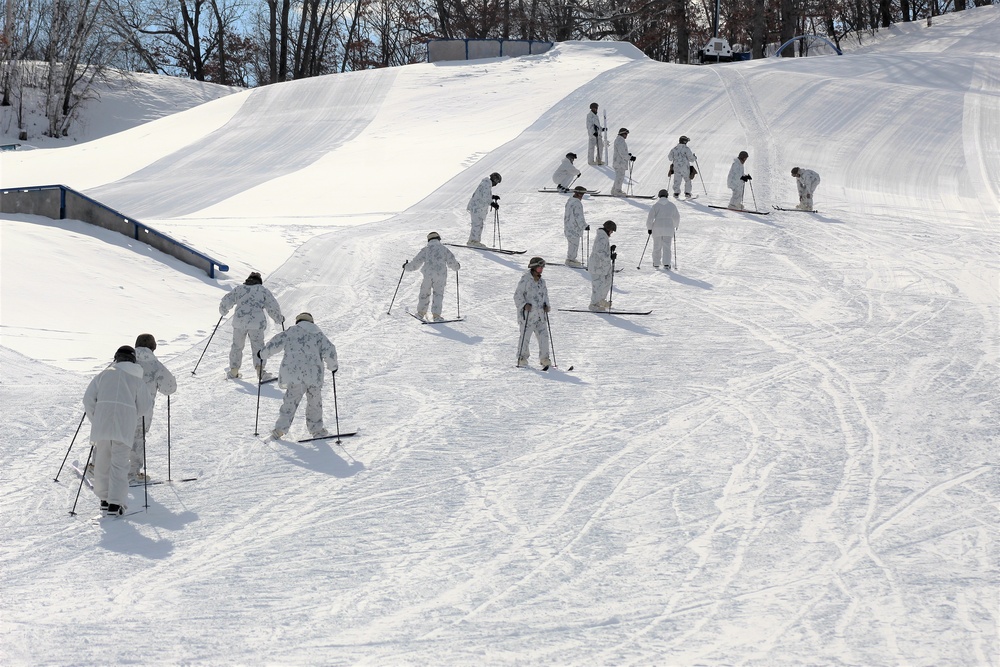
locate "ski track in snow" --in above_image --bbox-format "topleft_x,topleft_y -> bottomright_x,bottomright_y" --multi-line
2,10 -> 999,665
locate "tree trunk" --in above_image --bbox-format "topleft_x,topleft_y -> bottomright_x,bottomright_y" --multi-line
779,0 -> 797,57
210,0 -> 228,84
751,0 -> 767,58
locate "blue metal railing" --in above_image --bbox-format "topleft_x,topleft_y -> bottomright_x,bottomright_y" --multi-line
0,184 -> 229,278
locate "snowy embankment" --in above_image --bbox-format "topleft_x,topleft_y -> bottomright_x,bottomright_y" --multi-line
1,10 -> 998,665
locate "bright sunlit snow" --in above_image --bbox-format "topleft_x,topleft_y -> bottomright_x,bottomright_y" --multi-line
1,10 -> 998,665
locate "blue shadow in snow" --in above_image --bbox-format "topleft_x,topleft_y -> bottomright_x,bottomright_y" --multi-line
94,497 -> 199,559
525,366 -> 587,385
278,439 -> 365,478
423,325 -> 484,346
232,379 -> 284,398
667,272 -> 714,290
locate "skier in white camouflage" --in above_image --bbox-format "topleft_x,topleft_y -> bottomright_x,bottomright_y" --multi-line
552,152 -> 581,191
668,135 -> 697,199
589,220 -> 617,310
611,128 -> 633,196
586,103 -> 604,165
257,313 -> 339,440
646,190 -> 680,269
83,345 -> 153,515
727,151 -> 751,210
219,271 -> 284,380
564,186 -> 589,267
514,257 -> 552,369
404,232 -> 461,321
791,167 -> 821,210
466,172 -> 501,248
129,333 -> 177,482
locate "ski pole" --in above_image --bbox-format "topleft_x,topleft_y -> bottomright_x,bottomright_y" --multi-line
627,160 -> 635,196
516,310 -> 530,366
695,158 -> 708,195
638,233 -> 651,269
544,310 -> 557,368
69,444 -> 95,516
388,261 -> 407,314
609,247 -> 617,311
192,315 -> 224,375
54,412 -> 87,482
331,370 -> 342,445
455,270 -> 461,319
167,395 -> 172,481
253,363 -> 263,436
673,230 -> 678,270
142,416 -> 149,510
748,180 -> 759,212
495,208 -> 502,250
585,227 -> 590,268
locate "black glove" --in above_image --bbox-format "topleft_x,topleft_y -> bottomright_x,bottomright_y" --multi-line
611,253 -> 618,261
585,225 -> 590,231
629,155 -> 636,162
490,201 -> 500,210
492,194 -> 500,201
403,260 -> 408,268
648,229 -> 653,235
741,174 -> 752,182
593,130 -> 599,137
611,244 -> 617,253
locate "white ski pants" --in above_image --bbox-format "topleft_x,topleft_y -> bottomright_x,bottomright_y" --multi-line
797,180 -> 816,208
672,171 -> 692,196
566,234 -> 583,262
130,419 -> 147,475
591,272 -> 612,306
230,326 -> 266,372
518,313 -> 551,364
589,134 -> 603,165
652,234 -> 673,267
92,439 -> 130,505
728,185 -> 744,209
417,272 -> 448,316
612,167 -> 627,195
275,383 -> 325,435
469,211 -> 487,244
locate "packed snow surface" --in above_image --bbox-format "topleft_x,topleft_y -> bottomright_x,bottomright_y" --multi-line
1,10 -> 998,665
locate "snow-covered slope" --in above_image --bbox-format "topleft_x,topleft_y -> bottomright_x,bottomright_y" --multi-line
0,68 -> 240,147
1,10 -> 998,665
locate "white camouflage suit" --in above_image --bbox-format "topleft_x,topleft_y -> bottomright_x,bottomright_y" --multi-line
259,320 -> 339,436
83,362 -> 153,507
466,177 -> 494,245
405,239 -> 461,318
514,271 -> 551,366
219,283 -> 284,374
795,168 -> 821,209
552,157 -> 581,190
586,110 -> 603,164
611,134 -> 631,195
668,143 -> 697,196
727,158 -> 746,209
589,228 -> 614,308
646,197 -> 680,268
564,196 -> 588,263
130,346 -> 178,476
